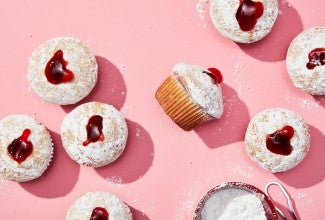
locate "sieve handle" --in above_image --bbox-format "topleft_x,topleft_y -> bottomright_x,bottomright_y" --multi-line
264,181 -> 298,220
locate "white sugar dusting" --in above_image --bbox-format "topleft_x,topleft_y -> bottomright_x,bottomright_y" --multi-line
200,188 -> 266,220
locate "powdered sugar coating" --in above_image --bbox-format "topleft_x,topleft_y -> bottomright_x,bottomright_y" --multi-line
245,108 -> 310,173
210,0 -> 278,43
172,62 -> 223,118
201,188 -> 266,220
28,37 -> 98,105
0,115 -> 53,182
61,102 -> 128,168
66,191 -> 132,220
286,27 -> 325,95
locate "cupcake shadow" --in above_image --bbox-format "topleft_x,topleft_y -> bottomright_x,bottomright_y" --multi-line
62,56 -> 126,112
237,2 -> 303,62
313,95 -> 325,108
95,119 -> 154,183
194,84 -> 249,148
129,206 -> 150,220
20,130 -> 80,198
274,125 -> 325,188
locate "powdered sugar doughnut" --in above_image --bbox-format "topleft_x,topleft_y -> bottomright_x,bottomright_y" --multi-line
28,37 -> 98,105
0,115 -> 53,182
66,191 -> 132,220
210,0 -> 278,43
286,27 -> 325,95
245,108 -> 310,173
61,102 -> 128,168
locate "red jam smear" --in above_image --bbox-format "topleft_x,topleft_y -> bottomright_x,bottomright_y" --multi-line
306,48 -> 325,70
90,207 -> 109,220
7,129 -> 33,164
45,50 -> 74,84
266,126 -> 294,156
236,0 -> 264,31
204,68 -> 223,84
83,115 -> 105,146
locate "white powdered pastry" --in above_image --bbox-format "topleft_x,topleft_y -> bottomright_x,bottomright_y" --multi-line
286,27 -> 325,95
245,108 -> 310,173
200,188 -> 266,220
28,37 -> 98,105
61,102 -> 128,168
66,191 -> 132,220
210,0 -> 278,43
0,115 -> 53,182
172,62 -> 223,118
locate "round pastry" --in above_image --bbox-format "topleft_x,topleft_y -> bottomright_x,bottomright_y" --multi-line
61,102 -> 128,168
245,108 -> 310,173
28,37 -> 98,105
210,0 -> 279,43
155,62 -> 224,131
0,115 -> 53,182
66,191 -> 132,220
286,27 -> 325,95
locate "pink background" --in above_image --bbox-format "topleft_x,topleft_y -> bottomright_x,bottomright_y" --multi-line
0,0 -> 324,219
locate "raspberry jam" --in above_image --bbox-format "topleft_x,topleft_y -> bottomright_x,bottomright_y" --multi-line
266,126 -> 294,156
83,115 -> 105,146
7,129 -> 33,163
204,68 -> 223,84
90,207 -> 109,220
45,50 -> 74,84
306,48 -> 325,70
236,0 -> 264,31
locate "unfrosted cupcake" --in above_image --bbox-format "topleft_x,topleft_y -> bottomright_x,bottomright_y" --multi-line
245,108 -> 310,173
28,37 -> 98,105
61,102 -> 128,168
0,115 -> 53,182
66,191 -> 132,220
155,62 -> 223,131
210,0 -> 279,43
286,27 -> 325,95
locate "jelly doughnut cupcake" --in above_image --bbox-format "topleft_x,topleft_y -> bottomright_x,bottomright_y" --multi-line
155,62 -> 223,131
0,115 -> 53,182
286,27 -> 325,95
28,37 -> 98,105
66,191 -> 132,220
210,0 -> 279,43
61,102 -> 128,168
245,108 -> 310,173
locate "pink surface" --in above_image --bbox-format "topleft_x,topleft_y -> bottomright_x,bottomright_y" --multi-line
0,0 -> 324,219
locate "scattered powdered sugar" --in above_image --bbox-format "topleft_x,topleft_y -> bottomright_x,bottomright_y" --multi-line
172,62 -> 223,118
200,188 -> 266,220
284,90 -> 320,110
196,0 -> 207,20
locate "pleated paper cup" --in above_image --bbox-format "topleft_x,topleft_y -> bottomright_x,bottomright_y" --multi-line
155,74 -> 214,131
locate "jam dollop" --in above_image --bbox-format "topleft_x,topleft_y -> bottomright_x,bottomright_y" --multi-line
45,50 -> 74,84
7,129 -> 33,163
306,48 -> 325,70
266,126 -> 294,156
90,207 -> 109,220
236,0 -> 264,31
204,68 -> 223,84
83,115 -> 105,146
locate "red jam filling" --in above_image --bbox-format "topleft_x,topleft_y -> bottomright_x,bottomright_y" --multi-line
306,48 -> 325,70
90,207 -> 109,220
45,50 -> 74,84
266,126 -> 294,156
83,115 -> 105,146
204,68 -> 223,84
236,0 -> 264,31
7,129 -> 33,163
